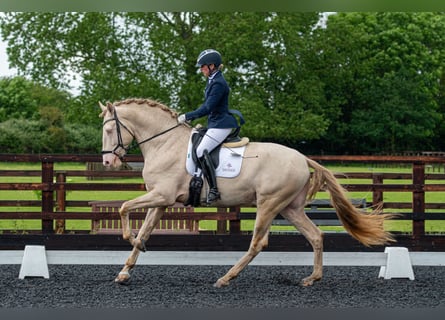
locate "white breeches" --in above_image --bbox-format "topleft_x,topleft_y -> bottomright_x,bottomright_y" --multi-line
196,128 -> 232,158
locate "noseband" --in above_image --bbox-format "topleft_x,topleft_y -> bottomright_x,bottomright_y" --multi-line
101,109 -> 134,160
101,109 -> 181,160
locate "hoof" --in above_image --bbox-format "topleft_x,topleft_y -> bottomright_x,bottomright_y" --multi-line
300,278 -> 314,287
213,278 -> 229,288
300,276 -> 321,287
115,271 -> 131,285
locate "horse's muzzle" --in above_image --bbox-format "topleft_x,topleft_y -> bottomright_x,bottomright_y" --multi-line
102,151 -> 122,168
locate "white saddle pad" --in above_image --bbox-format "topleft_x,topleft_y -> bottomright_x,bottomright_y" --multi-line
186,132 -> 246,178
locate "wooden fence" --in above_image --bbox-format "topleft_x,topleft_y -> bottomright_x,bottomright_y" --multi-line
1,153 -> 445,251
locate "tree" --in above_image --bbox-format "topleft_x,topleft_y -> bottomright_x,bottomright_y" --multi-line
0,76 -> 72,121
316,12 -> 445,154
0,76 -> 39,121
0,75 -> 102,153
7,12 -> 444,154
0,12 -> 326,145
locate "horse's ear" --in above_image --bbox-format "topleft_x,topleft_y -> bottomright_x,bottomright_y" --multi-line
98,101 -> 115,118
99,101 -> 106,112
106,102 -> 115,113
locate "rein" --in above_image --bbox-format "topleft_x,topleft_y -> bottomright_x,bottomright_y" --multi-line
101,109 -> 181,160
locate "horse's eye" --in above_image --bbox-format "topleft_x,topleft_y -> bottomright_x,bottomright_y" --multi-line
104,123 -> 114,134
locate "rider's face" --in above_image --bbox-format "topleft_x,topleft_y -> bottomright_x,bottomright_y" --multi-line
200,64 -> 214,77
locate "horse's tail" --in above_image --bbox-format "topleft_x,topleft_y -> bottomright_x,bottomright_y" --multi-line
306,157 -> 396,247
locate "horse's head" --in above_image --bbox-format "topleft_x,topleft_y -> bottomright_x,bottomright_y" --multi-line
99,101 -> 134,168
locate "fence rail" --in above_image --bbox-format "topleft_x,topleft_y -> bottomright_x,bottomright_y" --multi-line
1,153 -> 445,251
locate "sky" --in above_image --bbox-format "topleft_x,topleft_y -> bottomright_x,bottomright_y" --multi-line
0,39 -> 17,77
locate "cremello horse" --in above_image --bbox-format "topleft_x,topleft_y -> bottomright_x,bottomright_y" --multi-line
100,98 -> 394,287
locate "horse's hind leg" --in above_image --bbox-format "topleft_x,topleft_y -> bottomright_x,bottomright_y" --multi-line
281,206 -> 324,286
214,208 -> 274,288
115,207 -> 165,284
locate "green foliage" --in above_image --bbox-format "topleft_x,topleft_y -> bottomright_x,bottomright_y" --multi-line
64,124 -> 102,153
0,117 -> 101,154
0,118 -> 46,153
317,12 -> 445,154
0,76 -> 39,121
1,12 -> 445,154
0,12 -> 326,144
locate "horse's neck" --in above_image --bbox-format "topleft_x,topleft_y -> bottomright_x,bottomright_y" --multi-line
138,125 -> 190,169
132,112 -> 190,158
118,102 -> 191,162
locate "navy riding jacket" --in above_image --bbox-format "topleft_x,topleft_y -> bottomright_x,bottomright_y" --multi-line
185,71 -> 239,129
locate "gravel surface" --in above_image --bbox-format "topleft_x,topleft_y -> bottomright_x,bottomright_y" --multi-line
0,264 -> 444,308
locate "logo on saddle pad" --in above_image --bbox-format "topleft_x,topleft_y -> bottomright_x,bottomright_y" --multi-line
186,129 -> 247,178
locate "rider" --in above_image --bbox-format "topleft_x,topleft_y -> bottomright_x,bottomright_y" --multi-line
178,49 -> 241,204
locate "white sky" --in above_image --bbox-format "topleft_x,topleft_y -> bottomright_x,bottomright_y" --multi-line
0,39 -> 17,77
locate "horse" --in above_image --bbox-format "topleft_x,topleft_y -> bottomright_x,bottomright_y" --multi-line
99,98 -> 395,287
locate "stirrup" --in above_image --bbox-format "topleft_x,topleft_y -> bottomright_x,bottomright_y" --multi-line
206,188 -> 221,204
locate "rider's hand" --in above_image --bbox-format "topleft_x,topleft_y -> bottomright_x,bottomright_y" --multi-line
177,114 -> 187,124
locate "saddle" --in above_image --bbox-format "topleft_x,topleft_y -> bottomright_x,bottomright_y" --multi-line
190,127 -> 249,170
185,126 -> 249,207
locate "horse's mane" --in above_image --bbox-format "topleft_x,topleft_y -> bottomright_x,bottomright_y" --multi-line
113,98 -> 178,118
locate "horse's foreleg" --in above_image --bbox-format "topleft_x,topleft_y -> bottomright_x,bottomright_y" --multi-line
119,191 -> 173,245
115,247 -> 140,284
214,215 -> 273,288
281,208 -> 324,286
115,207 -> 165,284
119,204 -> 134,243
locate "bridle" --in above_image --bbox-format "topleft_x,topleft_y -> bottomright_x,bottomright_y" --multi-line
101,108 -> 181,160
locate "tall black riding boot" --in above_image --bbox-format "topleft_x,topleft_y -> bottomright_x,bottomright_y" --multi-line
201,150 -> 221,204
184,175 -> 203,207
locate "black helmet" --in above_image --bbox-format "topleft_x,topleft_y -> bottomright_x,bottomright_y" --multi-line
196,49 -> 222,68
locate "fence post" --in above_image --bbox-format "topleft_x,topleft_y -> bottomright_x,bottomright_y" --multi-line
412,162 -> 426,238
229,206 -> 241,234
372,173 -> 383,206
216,207 -> 228,234
55,171 -> 66,234
41,159 -> 54,233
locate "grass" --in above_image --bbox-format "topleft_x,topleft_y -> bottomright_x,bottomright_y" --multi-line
1,161 -> 444,234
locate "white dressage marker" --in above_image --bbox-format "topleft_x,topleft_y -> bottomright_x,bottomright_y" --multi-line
18,245 -> 49,279
378,247 -> 415,280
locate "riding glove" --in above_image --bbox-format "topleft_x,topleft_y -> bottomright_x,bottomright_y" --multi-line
178,114 -> 186,124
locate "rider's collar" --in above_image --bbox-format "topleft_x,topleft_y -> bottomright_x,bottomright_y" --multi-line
208,70 -> 219,81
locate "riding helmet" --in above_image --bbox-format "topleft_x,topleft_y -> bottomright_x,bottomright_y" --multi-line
196,49 -> 222,68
